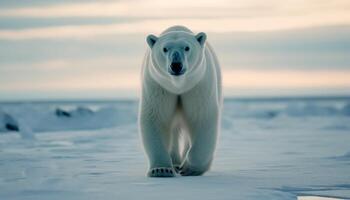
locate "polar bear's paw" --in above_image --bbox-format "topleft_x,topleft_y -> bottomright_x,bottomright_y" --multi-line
178,162 -> 207,176
147,167 -> 175,177
174,165 -> 181,173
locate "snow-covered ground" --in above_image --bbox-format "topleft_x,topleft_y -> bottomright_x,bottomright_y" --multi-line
0,97 -> 349,200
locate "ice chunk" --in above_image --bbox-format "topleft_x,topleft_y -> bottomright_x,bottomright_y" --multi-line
0,111 -> 19,132
55,108 -> 71,117
341,103 -> 350,116
285,103 -> 340,117
298,196 -> 344,200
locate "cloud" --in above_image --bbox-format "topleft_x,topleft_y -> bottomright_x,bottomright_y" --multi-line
1,0 -> 349,19
0,0 -> 350,39
223,69 -> 350,89
0,57 -> 141,70
1,16 -> 350,40
0,0 -> 281,18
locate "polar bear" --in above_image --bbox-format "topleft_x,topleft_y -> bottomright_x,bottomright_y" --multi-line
139,25 -> 222,177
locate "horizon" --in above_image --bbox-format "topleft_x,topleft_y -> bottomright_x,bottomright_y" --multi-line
1,0 -> 350,100
1,93 -> 350,103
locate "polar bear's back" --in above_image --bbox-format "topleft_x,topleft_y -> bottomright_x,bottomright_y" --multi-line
161,25 -> 193,35
205,43 -> 222,103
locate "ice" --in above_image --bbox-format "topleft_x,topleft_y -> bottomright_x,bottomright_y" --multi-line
0,97 -> 349,200
298,196 -> 344,200
0,102 -> 137,137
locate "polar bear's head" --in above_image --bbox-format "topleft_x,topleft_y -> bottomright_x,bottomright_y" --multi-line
146,29 -> 207,94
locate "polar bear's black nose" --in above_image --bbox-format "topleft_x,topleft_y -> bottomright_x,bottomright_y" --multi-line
170,62 -> 183,75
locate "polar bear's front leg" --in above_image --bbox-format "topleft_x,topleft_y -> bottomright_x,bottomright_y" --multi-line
179,106 -> 219,176
140,114 -> 175,177
140,93 -> 178,177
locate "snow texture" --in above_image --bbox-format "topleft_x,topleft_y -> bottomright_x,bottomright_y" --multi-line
0,98 -> 349,200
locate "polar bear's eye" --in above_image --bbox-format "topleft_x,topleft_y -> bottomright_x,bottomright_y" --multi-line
163,47 -> 168,53
184,46 -> 190,51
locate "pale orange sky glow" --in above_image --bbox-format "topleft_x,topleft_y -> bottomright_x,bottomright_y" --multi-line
223,69 -> 350,89
1,69 -> 349,96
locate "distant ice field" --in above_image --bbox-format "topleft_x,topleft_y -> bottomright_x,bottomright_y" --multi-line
0,97 -> 349,200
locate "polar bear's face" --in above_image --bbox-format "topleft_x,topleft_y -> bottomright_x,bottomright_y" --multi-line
146,31 -> 207,93
147,32 -> 206,77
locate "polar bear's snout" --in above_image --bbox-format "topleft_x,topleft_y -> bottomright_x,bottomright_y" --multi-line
170,62 -> 185,76
169,51 -> 186,76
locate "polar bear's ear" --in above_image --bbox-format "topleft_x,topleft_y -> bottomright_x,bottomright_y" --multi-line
146,34 -> 158,48
195,32 -> 207,47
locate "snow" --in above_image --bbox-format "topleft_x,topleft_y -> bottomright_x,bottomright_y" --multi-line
0,98 -> 349,200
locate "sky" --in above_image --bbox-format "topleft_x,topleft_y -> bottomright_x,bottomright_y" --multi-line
0,0 -> 350,100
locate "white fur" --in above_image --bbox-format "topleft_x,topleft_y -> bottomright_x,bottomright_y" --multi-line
139,25 -> 222,177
